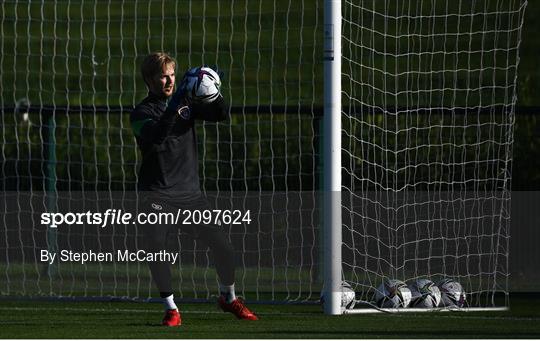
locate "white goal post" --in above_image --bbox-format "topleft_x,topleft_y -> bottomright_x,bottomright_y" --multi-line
323,0 -> 343,316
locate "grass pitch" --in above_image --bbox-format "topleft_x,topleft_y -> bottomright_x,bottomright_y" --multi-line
1,295 -> 539,339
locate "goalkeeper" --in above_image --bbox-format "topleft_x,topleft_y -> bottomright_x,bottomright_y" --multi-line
130,52 -> 258,326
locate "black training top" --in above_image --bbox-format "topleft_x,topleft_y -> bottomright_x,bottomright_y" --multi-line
130,92 -> 227,199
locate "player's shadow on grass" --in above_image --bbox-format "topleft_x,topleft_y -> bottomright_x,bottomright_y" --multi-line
127,322 -> 165,327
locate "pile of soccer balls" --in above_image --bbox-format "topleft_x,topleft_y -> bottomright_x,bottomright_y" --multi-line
321,278 -> 466,311
374,278 -> 467,309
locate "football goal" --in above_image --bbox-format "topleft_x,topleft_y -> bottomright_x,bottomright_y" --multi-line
0,0 -> 527,314
323,0 -> 527,314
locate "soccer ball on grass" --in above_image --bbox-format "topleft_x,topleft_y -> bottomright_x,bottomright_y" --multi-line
436,278 -> 467,308
374,279 -> 412,308
408,278 -> 442,308
320,281 -> 356,310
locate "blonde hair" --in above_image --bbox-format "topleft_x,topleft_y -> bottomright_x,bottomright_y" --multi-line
140,52 -> 176,86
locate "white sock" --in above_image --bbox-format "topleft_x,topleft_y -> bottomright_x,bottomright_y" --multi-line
163,294 -> 178,311
219,283 -> 236,303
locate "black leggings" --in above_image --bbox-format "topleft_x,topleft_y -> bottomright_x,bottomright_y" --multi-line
138,194 -> 235,294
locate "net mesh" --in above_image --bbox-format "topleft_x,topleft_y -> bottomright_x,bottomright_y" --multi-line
341,0 -> 526,308
0,0 -> 527,308
0,0 -> 321,302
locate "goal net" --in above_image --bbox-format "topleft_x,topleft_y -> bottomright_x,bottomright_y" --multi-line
0,0 -> 321,302
0,0 -> 527,309
340,0 -> 527,311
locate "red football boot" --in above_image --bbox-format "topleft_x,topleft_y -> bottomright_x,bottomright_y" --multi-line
218,296 -> 259,320
162,309 -> 181,326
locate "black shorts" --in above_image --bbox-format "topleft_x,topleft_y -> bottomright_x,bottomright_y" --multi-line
136,192 -> 236,287
137,192 -> 222,243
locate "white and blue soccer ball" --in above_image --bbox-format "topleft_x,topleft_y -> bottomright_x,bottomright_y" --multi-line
179,66 -> 221,104
408,278 -> 442,308
375,279 -> 412,308
436,278 -> 466,308
320,281 -> 356,310
340,282 -> 356,309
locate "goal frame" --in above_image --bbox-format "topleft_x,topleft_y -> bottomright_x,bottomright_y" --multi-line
0,0 -> 526,312
322,0 -> 343,316
322,0 -> 523,315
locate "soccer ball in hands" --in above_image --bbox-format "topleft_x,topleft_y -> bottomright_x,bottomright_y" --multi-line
179,66 -> 221,104
375,279 -> 412,308
437,278 -> 467,308
408,278 -> 442,308
320,281 -> 356,310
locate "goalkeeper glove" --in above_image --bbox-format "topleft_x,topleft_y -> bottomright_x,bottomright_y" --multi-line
167,83 -> 191,117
